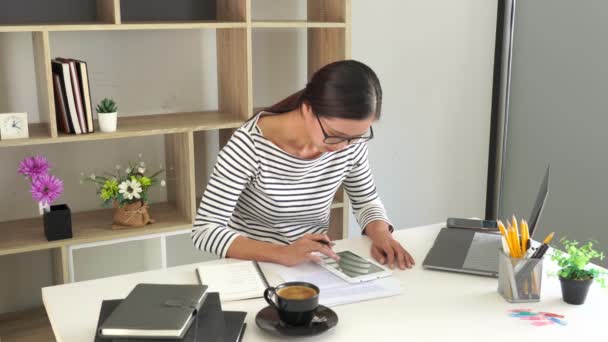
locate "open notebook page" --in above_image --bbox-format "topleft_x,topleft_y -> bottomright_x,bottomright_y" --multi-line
262,261 -> 401,307
196,261 -> 266,302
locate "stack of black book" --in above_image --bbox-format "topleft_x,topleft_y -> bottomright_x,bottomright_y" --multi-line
51,57 -> 94,135
95,284 -> 246,342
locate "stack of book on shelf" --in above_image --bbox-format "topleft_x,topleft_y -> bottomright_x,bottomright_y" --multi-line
51,57 -> 94,135
95,284 -> 247,342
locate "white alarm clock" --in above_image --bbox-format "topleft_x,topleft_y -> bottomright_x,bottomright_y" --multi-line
0,113 -> 29,140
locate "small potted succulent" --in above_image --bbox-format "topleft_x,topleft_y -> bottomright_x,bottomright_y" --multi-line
551,238 -> 606,305
96,98 -> 118,133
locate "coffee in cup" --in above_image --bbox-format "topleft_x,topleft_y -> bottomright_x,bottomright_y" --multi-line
276,285 -> 317,300
264,282 -> 320,326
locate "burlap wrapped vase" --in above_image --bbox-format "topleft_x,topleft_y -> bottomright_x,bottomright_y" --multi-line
112,200 -> 155,229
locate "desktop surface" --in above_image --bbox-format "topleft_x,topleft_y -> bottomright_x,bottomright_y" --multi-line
42,223 -> 608,341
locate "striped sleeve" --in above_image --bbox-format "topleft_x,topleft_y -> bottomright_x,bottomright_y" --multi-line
191,128 -> 258,257
343,143 -> 394,234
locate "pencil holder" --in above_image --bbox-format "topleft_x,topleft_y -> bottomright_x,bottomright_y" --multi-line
497,251 -> 543,303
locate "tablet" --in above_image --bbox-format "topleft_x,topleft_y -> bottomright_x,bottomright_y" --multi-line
319,251 -> 392,283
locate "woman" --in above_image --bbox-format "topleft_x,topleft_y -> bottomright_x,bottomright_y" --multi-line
192,60 -> 414,270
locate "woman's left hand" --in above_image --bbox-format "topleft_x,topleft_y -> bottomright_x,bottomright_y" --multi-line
365,222 -> 415,270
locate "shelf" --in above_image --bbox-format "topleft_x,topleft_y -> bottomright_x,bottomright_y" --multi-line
331,200 -> 345,209
0,111 -> 244,147
0,123 -> 52,147
0,21 -> 347,32
252,21 -> 346,28
0,21 -> 247,33
0,202 -> 192,257
0,306 -> 54,342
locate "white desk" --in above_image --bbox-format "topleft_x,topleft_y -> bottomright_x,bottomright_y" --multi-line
42,223 -> 608,341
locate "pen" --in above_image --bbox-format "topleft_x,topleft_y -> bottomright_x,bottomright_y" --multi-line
318,240 -> 335,247
317,234 -> 336,247
532,232 -> 554,259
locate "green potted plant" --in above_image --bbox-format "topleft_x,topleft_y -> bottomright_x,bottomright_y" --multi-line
551,238 -> 606,305
82,157 -> 165,229
96,98 -> 118,133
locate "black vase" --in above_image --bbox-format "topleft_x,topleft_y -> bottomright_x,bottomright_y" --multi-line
43,204 -> 73,241
559,276 -> 593,305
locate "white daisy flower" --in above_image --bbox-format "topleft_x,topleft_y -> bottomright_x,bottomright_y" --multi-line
126,168 -> 132,174
138,167 -> 146,174
118,179 -> 143,200
160,180 -> 166,187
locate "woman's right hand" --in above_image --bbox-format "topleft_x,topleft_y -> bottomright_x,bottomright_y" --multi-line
278,233 -> 339,266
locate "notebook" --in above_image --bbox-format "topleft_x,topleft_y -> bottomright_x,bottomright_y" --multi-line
95,293 -> 247,342
263,261 -> 402,307
98,284 -> 207,339
196,261 -> 269,301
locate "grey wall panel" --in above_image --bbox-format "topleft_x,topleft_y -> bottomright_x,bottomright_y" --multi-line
501,0 -> 608,267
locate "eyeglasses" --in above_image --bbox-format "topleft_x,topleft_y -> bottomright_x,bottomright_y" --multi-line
315,114 -> 374,145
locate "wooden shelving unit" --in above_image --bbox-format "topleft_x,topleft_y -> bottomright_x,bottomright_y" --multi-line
0,202 -> 193,257
0,1 -> 351,340
251,20 -> 346,28
0,111 -> 244,147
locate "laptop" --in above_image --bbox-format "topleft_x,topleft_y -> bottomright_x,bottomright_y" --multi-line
423,166 -> 550,277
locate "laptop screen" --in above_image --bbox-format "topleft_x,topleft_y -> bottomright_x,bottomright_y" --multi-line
527,165 -> 550,238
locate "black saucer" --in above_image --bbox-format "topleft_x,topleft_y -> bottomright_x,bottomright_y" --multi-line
255,305 -> 338,337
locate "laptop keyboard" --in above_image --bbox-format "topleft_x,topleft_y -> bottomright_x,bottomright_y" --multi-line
462,233 -> 501,272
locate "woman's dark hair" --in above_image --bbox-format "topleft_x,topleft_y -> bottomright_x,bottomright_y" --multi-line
265,60 -> 382,120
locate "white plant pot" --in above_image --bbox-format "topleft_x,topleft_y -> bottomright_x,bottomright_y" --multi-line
98,112 -> 117,133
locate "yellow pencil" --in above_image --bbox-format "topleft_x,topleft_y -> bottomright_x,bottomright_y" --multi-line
522,219 -> 530,253
498,220 -> 511,255
508,224 -> 520,258
543,232 -> 555,244
503,222 -> 513,256
498,220 -> 507,237
511,216 -> 521,258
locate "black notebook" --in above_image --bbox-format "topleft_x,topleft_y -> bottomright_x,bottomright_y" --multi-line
96,293 -> 247,342
99,284 -> 208,339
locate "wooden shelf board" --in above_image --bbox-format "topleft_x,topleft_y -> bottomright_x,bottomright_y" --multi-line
0,202 -> 192,257
0,111 -> 244,147
0,306 -> 55,342
0,21 -> 247,33
0,21 -> 344,32
252,21 -> 346,28
0,123 -> 50,148
55,111 -> 244,143
330,201 -> 344,209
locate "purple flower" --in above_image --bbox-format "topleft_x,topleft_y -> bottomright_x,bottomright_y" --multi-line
31,173 -> 63,206
18,156 -> 51,179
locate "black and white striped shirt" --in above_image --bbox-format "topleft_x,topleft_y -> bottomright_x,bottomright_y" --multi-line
192,112 -> 392,257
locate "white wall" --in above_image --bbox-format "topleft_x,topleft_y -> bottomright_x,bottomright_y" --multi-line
0,0 -> 497,313
349,0 -> 496,235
